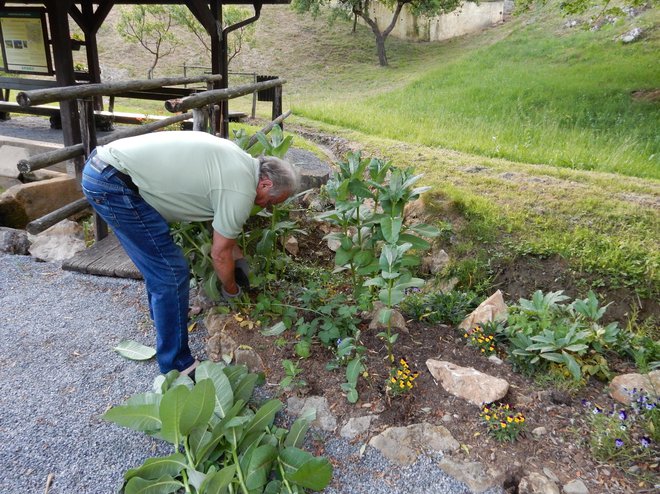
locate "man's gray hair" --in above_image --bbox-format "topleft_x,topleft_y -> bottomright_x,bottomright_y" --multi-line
258,155 -> 300,198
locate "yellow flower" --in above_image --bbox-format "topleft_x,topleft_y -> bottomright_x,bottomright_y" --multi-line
507,417 -> 513,423
390,377 -> 397,383
481,349 -> 485,353
484,415 -> 491,421
463,333 -> 469,338
399,382 -> 404,388
500,422 -> 507,429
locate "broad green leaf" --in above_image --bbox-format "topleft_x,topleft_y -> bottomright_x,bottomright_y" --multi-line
223,365 -> 248,389
263,480 -> 282,494
180,379 -> 215,435
124,453 -> 186,482
200,465 -> 236,494
244,445 -> 278,491
124,474 -> 183,494
346,358 -> 363,384
185,467 -> 207,491
242,399 -> 283,441
159,385 -> 190,446
196,361 -> 234,418
224,415 -> 251,446
378,308 -> 393,325
114,340 -> 156,361
562,351 -> 582,381
260,321 -> 287,336
381,217 -> 403,244
379,287 -> 405,306
397,233 -> 430,251
334,247 -> 354,266
279,447 -> 314,474
563,344 -> 589,353
395,277 -> 425,290
284,418 -> 311,448
353,250 -> 373,268
234,373 -> 259,405
103,403 -> 161,433
287,457 -> 333,491
408,223 -> 441,237
203,273 -> 222,302
346,388 -> 359,403
539,352 -> 564,363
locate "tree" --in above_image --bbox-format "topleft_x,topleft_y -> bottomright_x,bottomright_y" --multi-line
170,5 -> 256,67
293,0 -> 463,66
117,5 -> 179,79
516,0 -> 651,19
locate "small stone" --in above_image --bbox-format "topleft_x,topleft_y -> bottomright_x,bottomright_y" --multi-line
340,415 -> 376,439
286,396 -> 337,432
369,423 -> 459,466
562,479 -> 589,494
620,27 -> 643,43
600,469 -> 610,477
458,290 -> 508,331
234,347 -> 264,374
532,427 -> 548,437
0,226 -> 30,255
284,236 -> 299,256
426,359 -> 509,406
442,414 -> 452,423
488,355 -> 503,365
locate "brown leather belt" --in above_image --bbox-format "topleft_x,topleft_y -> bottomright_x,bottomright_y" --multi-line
89,154 -> 139,193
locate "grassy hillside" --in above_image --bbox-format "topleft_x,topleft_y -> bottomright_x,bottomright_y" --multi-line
72,3 -> 660,316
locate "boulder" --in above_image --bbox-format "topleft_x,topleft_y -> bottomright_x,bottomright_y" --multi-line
609,370 -> 660,404
562,479 -> 589,494
284,148 -> 331,191
0,226 -> 30,255
421,249 -> 450,275
426,359 -> 509,406
234,346 -> 265,374
459,290 -> 508,331
368,422 -> 459,466
368,302 -> 408,333
287,396 -> 337,432
518,472 -> 560,494
620,27 -> 642,43
340,415 -> 377,439
438,457 -> 507,493
0,173 -> 83,229
204,313 -> 239,362
28,220 -> 85,262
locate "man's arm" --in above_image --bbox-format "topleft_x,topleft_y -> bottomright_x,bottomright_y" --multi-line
211,230 -> 239,295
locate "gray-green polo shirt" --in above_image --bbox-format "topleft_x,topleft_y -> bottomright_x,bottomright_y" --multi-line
96,131 -> 259,239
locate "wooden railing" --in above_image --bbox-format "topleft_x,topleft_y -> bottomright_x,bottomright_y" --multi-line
14,75 -> 287,240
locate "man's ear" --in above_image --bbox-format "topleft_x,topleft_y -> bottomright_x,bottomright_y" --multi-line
259,178 -> 273,189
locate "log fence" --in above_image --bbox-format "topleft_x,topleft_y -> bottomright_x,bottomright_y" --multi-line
13,75 -> 288,240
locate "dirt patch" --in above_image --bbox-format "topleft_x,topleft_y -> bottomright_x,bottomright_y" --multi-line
492,255 -> 660,324
214,307 -> 649,493
631,89 -> 660,102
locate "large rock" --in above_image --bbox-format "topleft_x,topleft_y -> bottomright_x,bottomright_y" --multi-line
0,226 -> 30,255
426,359 -> 509,405
340,415 -> 377,439
0,173 -> 83,229
421,249 -> 450,275
28,220 -> 85,261
204,313 -> 239,362
368,302 -> 408,333
562,479 -> 589,494
438,457 -> 507,493
518,472 -> 560,494
368,422 -> 459,466
287,396 -> 337,432
609,370 -> 660,404
284,148 -> 331,191
459,290 -> 508,331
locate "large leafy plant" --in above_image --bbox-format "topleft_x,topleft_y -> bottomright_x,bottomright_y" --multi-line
502,290 -> 624,382
103,361 -> 332,493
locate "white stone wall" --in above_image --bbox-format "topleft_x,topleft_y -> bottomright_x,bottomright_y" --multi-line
367,1 -> 505,42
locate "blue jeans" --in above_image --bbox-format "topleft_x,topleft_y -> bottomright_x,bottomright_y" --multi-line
81,155 -> 194,374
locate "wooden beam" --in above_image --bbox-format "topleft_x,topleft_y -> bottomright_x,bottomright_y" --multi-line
26,198 -> 90,235
165,78 -> 286,113
17,74 -> 223,106
185,0 -> 219,34
17,111 -> 193,173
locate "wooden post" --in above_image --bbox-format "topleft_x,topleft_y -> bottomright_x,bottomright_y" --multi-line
45,0 -> 83,177
272,85 -> 283,130
78,98 -> 106,240
192,107 -> 209,132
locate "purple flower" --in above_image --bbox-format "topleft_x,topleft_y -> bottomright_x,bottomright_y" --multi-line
581,399 -> 590,407
336,339 -> 342,346
615,439 -> 624,448
592,406 -> 603,414
618,410 -> 627,421
640,437 -> 651,448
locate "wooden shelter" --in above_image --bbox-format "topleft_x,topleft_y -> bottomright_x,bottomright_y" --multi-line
0,0 -> 290,146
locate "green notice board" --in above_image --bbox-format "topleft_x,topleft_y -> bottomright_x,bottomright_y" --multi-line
0,8 -> 53,75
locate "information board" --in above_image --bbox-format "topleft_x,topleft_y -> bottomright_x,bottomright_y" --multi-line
0,8 -> 52,75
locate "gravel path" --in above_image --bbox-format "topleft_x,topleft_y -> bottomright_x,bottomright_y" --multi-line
0,253 -> 504,494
